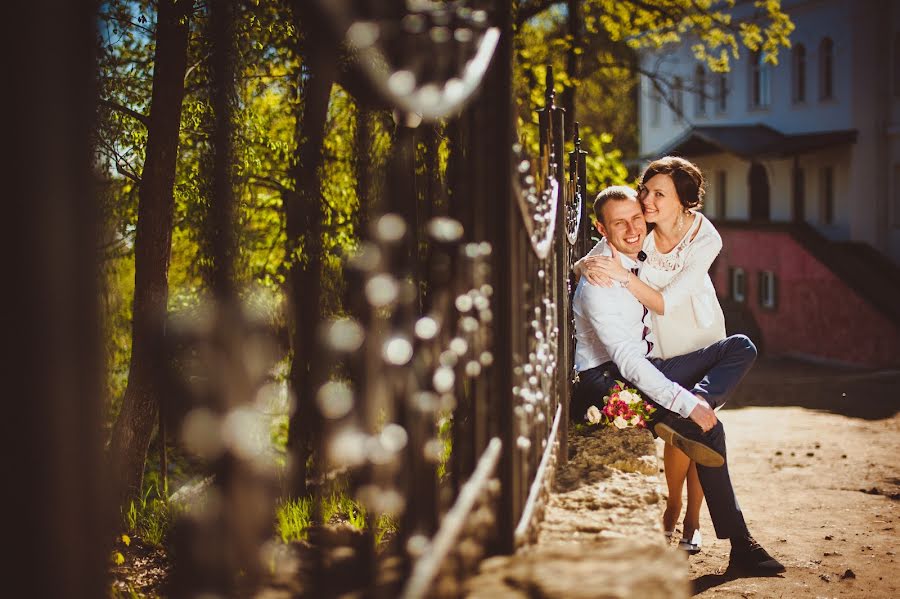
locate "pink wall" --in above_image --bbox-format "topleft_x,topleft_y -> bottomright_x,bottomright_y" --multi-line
712,229 -> 900,368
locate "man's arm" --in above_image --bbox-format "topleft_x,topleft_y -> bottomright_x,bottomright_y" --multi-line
580,284 -> 701,419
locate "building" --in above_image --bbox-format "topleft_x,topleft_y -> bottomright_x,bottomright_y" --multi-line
638,0 -> 900,368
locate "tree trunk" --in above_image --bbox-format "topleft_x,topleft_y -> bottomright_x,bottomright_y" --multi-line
109,0 -> 192,505
561,0 -> 583,138
285,11 -> 336,498
353,104 -> 372,233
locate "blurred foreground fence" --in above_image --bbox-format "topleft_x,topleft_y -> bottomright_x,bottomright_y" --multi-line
15,1 -> 595,597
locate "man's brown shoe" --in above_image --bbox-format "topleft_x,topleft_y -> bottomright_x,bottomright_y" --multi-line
653,422 -> 725,467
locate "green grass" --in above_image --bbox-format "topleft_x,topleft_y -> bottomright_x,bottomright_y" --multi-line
275,496 -> 313,543
274,491 -> 397,545
436,414 -> 453,480
122,479 -> 179,548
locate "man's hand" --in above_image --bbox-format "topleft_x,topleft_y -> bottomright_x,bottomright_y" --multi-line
688,399 -> 718,432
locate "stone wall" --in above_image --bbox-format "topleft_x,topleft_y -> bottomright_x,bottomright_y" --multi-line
465,426 -> 689,598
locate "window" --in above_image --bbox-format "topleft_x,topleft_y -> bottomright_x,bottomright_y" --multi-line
821,166 -> 834,225
717,73 -> 728,112
792,44 -> 806,103
730,267 -> 746,302
750,51 -> 771,108
716,170 -> 727,219
694,65 -> 707,116
819,37 -> 834,100
893,164 -> 900,227
672,76 -> 684,122
758,271 -> 778,310
894,33 -> 900,98
650,84 -> 661,127
792,166 -> 805,222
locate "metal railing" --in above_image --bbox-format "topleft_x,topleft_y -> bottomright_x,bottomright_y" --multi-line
168,1 -> 591,596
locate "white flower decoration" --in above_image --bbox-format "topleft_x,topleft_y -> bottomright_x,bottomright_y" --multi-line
618,390 -> 641,405
613,416 -> 628,429
586,405 -> 602,424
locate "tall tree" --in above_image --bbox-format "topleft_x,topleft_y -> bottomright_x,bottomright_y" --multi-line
108,0 -> 193,503
284,3 -> 337,497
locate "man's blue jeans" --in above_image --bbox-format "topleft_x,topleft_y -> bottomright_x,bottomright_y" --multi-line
573,334 -> 757,540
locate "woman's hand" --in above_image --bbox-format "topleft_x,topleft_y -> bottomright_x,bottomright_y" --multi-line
583,249 -> 631,287
580,255 -> 616,288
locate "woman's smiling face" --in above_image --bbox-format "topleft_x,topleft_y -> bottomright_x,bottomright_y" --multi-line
640,173 -> 682,224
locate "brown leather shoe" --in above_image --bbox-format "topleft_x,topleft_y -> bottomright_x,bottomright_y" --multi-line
653,422 -> 725,467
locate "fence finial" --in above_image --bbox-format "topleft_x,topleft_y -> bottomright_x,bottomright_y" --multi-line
544,65 -> 555,105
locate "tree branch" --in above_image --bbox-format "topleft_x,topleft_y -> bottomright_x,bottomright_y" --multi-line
97,138 -> 143,185
99,98 -> 149,127
516,0 -> 564,26
249,175 -> 291,195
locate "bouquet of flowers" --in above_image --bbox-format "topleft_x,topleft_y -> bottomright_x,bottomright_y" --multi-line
585,381 -> 656,429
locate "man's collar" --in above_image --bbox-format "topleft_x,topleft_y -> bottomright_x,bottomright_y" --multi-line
596,238 -> 640,268
618,251 -> 640,269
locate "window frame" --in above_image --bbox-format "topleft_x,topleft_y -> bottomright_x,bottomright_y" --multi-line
821,166 -> 834,225
894,32 -> 900,98
672,76 -> 684,122
892,163 -> 900,228
758,270 -> 778,310
792,166 -> 806,222
716,72 -> 728,113
792,43 -> 807,103
819,37 -> 834,101
730,267 -> 746,303
694,65 -> 707,116
716,170 -> 727,219
749,51 -> 771,109
650,83 -> 662,127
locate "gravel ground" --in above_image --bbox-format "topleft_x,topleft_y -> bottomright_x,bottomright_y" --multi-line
669,358 -> 900,598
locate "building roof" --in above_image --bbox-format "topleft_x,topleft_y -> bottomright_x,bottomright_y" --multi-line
647,124 -> 858,161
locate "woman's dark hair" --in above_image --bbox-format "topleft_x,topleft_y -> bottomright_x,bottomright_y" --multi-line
638,156 -> 705,210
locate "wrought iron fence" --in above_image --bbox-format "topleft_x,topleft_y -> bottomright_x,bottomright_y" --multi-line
165,1 -> 591,597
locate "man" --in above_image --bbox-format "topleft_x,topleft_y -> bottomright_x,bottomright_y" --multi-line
572,185 -> 785,574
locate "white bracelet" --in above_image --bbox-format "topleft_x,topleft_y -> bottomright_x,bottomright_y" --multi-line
621,273 -> 631,288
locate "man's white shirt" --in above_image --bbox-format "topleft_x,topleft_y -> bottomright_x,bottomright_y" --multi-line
572,238 -> 701,418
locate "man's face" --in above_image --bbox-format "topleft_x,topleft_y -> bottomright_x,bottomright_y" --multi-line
596,198 -> 647,257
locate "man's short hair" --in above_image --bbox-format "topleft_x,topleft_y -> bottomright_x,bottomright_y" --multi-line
592,185 -> 638,224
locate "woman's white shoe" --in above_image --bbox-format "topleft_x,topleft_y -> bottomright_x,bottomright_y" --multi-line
678,529 -> 702,554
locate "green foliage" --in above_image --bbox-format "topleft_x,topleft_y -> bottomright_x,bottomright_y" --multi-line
122,480 -> 178,548
514,0 -> 794,181
583,0 -> 794,71
374,513 -> 398,545
275,490 -> 396,545
97,1 -> 368,425
275,496 -> 313,543
436,414 -> 453,481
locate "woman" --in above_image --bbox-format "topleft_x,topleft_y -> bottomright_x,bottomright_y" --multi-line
575,156 -> 726,554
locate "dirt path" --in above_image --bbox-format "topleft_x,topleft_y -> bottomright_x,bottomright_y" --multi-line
672,403 -> 899,598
